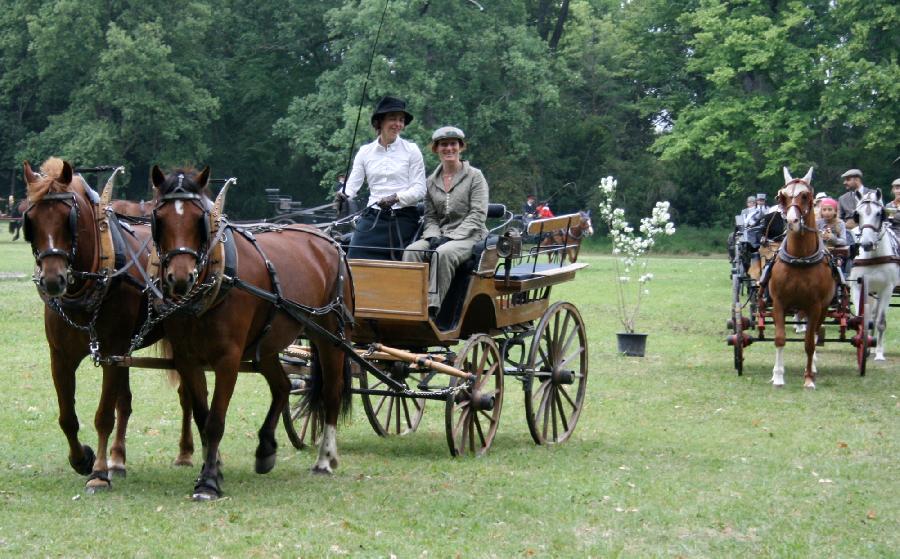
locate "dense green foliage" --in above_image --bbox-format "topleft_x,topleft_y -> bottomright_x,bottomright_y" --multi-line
1,0 -> 897,224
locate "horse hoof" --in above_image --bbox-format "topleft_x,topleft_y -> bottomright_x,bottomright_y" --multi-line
84,478 -> 111,495
874,355 -> 885,361
71,445 -> 96,476
173,456 -> 193,467
109,467 -> 126,479
311,464 -> 333,475
191,490 -> 219,502
804,383 -> 816,390
255,453 -> 276,475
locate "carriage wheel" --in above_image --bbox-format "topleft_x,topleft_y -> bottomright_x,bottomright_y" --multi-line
856,277 -> 869,376
524,301 -> 588,445
359,363 -> 426,437
731,275 -> 745,376
282,371 -> 318,450
445,334 -> 504,456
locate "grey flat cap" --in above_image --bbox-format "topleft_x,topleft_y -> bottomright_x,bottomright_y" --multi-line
746,195 -> 756,203
756,193 -> 767,200
892,178 -> 900,187
841,168 -> 863,179
431,126 -> 466,144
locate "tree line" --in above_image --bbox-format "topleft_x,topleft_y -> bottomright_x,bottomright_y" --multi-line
1,0 -> 896,224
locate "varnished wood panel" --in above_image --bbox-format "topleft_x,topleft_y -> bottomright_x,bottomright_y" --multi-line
349,259 -> 429,321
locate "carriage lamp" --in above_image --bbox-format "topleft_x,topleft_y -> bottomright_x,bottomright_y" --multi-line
496,230 -> 522,259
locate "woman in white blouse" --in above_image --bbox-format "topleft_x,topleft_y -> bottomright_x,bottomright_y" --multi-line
336,96 -> 426,259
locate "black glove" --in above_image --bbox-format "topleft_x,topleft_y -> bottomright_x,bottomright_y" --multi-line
376,193 -> 399,210
333,191 -> 349,211
428,236 -> 451,250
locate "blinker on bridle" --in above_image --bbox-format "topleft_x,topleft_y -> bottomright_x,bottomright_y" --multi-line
152,175 -> 212,269
24,191 -> 80,266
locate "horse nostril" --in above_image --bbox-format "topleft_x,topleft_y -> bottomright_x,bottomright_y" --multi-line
166,272 -> 176,285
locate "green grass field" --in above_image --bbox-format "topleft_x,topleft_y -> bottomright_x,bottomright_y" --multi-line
0,237 -> 896,557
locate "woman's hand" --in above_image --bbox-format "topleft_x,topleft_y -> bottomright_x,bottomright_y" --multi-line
428,236 -> 451,250
376,193 -> 399,210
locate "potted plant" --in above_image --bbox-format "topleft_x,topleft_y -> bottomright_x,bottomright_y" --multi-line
596,176 -> 676,356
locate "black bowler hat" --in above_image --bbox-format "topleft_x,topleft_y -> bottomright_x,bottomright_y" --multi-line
371,96 -> 413,127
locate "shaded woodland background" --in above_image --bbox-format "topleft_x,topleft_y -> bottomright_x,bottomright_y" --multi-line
1,0 -> 896,223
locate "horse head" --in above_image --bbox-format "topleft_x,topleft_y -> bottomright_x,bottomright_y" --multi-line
22,158 -> 92,297
150,165 -> 212,297
854,190 -> 886,252
778,166 -> 814,233
579,210 -> 594,237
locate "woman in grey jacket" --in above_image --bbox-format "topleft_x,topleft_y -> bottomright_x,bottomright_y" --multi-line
403,126 -> 488,316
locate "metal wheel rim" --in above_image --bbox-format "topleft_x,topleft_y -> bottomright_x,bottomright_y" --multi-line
282,373 -> 317,450
524,301 -> 588,445
445,334 -> 503,457
732,275 -> 744,375
857,277 -> 868,376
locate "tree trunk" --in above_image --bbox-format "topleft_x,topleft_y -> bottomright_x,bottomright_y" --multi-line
548,0 -> 570,50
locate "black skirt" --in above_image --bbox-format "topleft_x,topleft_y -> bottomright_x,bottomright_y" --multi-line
348,206 -> 421,260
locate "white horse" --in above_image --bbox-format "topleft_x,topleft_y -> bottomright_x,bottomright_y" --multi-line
848,190 -> 900,361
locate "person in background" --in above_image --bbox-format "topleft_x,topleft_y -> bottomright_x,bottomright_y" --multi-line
403,126 -> 488,318
887,178 -> 900,239
813,191 -> 827,219
536,201 -> 554,218
739,195 -> 756,221
816,198 -> 848,250
335,96 -> 426,259
837,169 -> 870,230
522,194 -> 537,220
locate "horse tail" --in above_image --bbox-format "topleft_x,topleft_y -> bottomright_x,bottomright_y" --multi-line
303,344 -> 353,429
151,338 -> 180,389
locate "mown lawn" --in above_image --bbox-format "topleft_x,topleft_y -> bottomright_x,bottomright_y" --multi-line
0,237 -> 896,557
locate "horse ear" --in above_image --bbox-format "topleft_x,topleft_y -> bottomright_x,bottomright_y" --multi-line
60,160 -> 73,185
196,166 -> 210,190
783,167 -> 793,184
801,166 -> 813,184
23,161 -> 37,185
151,165 -> 166,189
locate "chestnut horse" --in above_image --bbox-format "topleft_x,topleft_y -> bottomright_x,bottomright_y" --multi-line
767,167 -> 835,389
150,166 -> 353,500
539,210 -> 594,262
22,158 -> 194,493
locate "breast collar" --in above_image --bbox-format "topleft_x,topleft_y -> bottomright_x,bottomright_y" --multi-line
777,237 -> 827,266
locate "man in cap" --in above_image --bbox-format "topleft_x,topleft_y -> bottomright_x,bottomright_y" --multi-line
837,169 -> 870,229
887,178 -> 900,239
739,195 -> 756,222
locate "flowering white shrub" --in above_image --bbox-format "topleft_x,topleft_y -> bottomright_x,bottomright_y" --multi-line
597,176 -> 676,333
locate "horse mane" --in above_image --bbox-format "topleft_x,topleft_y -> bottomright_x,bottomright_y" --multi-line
26,157 -> 82,203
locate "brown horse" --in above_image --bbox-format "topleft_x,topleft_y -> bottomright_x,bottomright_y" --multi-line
150,165 -> 353,500
539,210 -> 594,262
22,158 -> 195,493
110,199 -> 152,217
767,167 -> 835,389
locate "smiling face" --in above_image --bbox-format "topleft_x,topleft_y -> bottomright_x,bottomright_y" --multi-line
377,112 -> 407,144
435,138 -> 463,165
820,205 -> 836,221
843,175 -> 861,192
892,184 -> 900,202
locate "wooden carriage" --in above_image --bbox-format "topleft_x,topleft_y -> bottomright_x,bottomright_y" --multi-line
281,212 -> 590,455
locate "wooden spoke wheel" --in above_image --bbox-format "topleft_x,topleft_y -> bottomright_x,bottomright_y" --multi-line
856,277 -> 869,377
731,275 -> 745,376
445,334 -> 504,457
359,362 -> 426,437
524,301 -> 588,445
282,370 -> 318,450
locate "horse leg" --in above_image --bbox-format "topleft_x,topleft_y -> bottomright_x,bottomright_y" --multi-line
49,349 -> 95,476
108,366 -> 132,477
254,353 -> 291,475
85,364 -> 121,493
873,291 -> 889,361
173,377 -> 195,466
192,361 -> 239,501
771,304 -> 787,387
311,342 -> 350,475
802,309 -> 821,390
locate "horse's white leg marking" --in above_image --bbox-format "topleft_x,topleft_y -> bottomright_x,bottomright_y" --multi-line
175,200 -> 184,216
312,424 -> 338,474
771,346 -> 785,387
811,350 -> 817,374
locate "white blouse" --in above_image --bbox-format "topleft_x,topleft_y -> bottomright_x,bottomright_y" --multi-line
344,136 -> 427,209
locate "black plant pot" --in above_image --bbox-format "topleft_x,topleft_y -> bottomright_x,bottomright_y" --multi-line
616,332 -> 647,357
